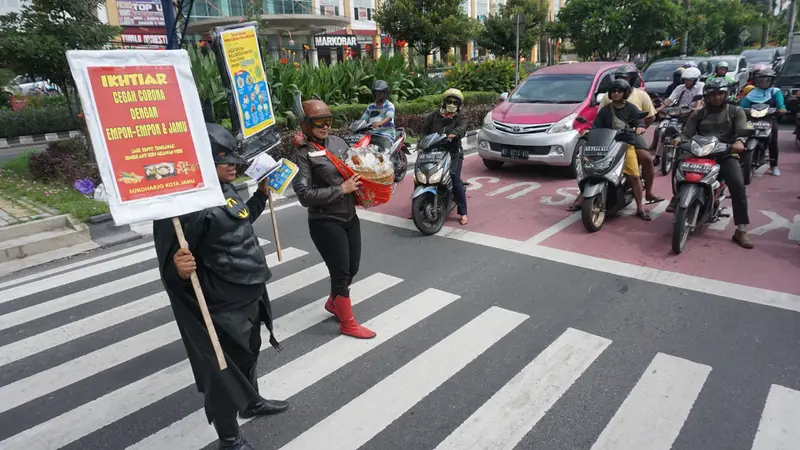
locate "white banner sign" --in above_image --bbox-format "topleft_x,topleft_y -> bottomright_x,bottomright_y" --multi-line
67,50 -> 225,226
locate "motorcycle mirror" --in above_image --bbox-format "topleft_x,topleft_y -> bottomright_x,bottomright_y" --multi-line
575,116 -> 588,124
692,94 -> 704,102
499,92 -> 508,101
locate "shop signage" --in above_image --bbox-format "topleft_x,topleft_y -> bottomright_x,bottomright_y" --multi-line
314,35 -> 359,47
121,34 -> 168,45
117,0 -> 165,27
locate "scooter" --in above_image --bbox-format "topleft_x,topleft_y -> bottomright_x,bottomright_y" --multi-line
410,118 -> 456,236
740,102 -> 776,185
574,112 -> 647,232
656,105 -> 693,175
344,111 -> 411,183
671,130 -> 750,254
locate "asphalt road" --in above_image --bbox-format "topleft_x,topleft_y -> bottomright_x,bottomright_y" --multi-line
0,129 -> 798,450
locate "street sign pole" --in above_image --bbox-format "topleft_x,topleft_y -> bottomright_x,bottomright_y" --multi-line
515,13 -> 525,87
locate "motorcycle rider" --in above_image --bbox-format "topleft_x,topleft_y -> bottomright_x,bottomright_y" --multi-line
664,67 -> 686,98
658,67 -> 705,111
670,78 -> 754,249
579,79 -> 653,220
359,80 -> 396,153
739,67 -> 786,176
706,61 -> 736,84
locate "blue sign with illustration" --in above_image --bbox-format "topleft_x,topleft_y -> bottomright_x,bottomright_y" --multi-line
233,69 -> 274,132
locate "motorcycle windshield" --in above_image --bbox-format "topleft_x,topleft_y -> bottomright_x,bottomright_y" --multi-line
418,133 -> 446,151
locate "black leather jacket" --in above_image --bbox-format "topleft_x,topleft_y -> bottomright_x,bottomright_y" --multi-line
422,111 -> 468,153
180,182 -> 271,286
292,135 -> 357,222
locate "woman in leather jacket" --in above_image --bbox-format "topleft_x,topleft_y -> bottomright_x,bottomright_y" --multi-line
421,88 -> 469,225
290,97 -> 376,340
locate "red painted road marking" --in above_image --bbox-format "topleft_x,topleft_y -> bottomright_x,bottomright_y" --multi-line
372,130 -> 800,295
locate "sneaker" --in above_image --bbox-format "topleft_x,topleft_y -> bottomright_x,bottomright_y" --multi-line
770,167 -> 781,176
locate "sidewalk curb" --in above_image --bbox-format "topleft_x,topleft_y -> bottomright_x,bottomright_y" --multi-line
0,130 -> 82,150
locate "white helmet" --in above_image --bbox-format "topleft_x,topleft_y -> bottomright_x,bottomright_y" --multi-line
681,67 -> 701,80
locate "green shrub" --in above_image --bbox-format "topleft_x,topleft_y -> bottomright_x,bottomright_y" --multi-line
444,58 -> 526,93
0,106 -> 82,139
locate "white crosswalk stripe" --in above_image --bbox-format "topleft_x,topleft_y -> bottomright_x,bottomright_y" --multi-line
0,238 -> 795,450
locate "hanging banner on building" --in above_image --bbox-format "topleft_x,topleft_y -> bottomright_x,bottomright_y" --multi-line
212,23 -> 276,140
116,0 -> 165,27
66,50 -> 225,226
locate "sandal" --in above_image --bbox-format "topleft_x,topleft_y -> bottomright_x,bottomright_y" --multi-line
636,210 -> 652,221
645,195 -> 665,205
459,216 -> 469,225
566,202 -> 581,212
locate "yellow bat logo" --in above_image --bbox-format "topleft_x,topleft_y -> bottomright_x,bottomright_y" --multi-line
225,197 -> 249,219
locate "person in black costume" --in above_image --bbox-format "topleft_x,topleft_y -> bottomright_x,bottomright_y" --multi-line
153,123 -> 289,450
291,96 -> 377,339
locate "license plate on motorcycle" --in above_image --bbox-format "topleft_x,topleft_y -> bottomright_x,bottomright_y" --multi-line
747,121 -> 771,129
501,147 -> 529,159
680,161 -> 712,173
417,152 -> 444,163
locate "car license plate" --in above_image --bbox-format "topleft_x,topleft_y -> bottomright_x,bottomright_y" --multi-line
417,152 -> 444,163
501,147 -> 529,159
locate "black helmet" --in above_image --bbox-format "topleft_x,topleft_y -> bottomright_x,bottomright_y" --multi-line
609,79 -> 632,99
372,80 -> 389,95
614,64 -> 639,83
206,123 -> 241,165
756,68 -> 777,79
703,77 -> 729,95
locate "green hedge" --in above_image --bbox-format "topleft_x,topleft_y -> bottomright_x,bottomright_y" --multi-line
0,106 -> 83,139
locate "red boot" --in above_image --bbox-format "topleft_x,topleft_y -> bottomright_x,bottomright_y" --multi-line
324,294 -> 339,321
333,295 -> 376,339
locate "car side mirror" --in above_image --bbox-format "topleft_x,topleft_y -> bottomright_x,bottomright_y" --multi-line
499,92 -> 508,101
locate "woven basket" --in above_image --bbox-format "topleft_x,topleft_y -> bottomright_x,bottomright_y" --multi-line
327,155 -> 393,208
355,168 -> 394,185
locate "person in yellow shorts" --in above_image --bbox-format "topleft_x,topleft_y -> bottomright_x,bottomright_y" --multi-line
578,79 -> 652,221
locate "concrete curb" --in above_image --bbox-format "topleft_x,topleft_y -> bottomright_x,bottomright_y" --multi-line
0,130 -> 82,149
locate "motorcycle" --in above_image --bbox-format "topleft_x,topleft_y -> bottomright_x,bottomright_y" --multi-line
574,112 -> 647,232
656,105 -> 693,175
740,102 -> 776,185
344,110 -> 411,184
671,130 -> 749,254
410,118 -> 456,236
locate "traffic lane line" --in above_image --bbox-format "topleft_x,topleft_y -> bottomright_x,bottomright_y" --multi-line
538,150 -> 800,295
372,154 -> 581,240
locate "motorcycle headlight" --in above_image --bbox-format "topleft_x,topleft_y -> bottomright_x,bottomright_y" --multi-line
416,171 -> 427,184
749,108 -> 768,118
482,112 -> 495,131
547,112 -> 578,134
428,168 -> 444,184
583,156 -> 613,173
691,141 -> 716,157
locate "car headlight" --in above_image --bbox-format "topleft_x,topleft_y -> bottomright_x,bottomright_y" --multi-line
547,112 -> 578,134
749,108 -> 768,118
483,112 -> 495,131
428,168 -> 444,184
691,141 -> 716,156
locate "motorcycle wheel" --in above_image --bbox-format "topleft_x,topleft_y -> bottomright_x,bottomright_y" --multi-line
672,203 -> 699,254
581,194 -> 605,232
394,150 -> 408,182
661,146 -> 674,176
412,194 -> 446,236
741,151 -> 754,185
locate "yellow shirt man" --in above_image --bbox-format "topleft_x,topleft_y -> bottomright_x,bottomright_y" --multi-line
600,88 -> 657,120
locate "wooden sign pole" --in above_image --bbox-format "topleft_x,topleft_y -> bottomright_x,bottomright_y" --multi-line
267,190 -> 283,261
171,217 -> 227,371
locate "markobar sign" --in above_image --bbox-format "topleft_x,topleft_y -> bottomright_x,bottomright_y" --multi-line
314,35 -> 358,48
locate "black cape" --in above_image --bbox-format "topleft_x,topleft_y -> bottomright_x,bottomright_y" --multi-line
152,184 -> 281,423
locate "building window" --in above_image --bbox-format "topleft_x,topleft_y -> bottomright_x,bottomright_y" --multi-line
352,0 -> 372,20
266,0 -> 313,15
320,4 -> 340,15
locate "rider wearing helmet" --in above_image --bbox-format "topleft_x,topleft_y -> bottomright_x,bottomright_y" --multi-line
739,67 -> 786,176
707,61 -> 736,84
419,88 -> 469,225
671,77 -> 754,248
600,65 -> 663,204
665,67 -> 686,97
580,78 -> 653,220
359,79 -> 396,152
659,67 -> 704,110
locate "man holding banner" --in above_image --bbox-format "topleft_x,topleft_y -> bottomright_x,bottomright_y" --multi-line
153,123 -> 289,450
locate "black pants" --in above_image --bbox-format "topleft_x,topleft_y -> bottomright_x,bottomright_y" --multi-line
451,153 -> 467,215
768,118 -> 779,167
309,216 -> 362,298
206,299 -> 263,435
672,154 -> 750,226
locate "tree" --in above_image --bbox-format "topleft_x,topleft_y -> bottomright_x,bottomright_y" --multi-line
0,0 -> 120,115
686,0 -> 761,54
549,0 -> 681,59
375,0 -> 480,68
477,0 -> 548,58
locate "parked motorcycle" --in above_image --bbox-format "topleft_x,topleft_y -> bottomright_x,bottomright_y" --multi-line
656,105 -> 693,175
671,130 -> 749,254
740,102 -> 776,185
411,119 -> 456,236
574,113 -> 647,232
345,111 -> 411,184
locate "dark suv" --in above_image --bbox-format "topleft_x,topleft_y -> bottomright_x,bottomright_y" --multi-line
641,57 -> 713,98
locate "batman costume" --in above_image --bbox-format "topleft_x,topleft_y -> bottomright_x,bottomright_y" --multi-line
153,123 -> 289,450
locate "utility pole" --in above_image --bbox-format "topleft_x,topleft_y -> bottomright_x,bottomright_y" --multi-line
515,13 -> 525,87
679,0 -> 690,55
789,0 -> 797,35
